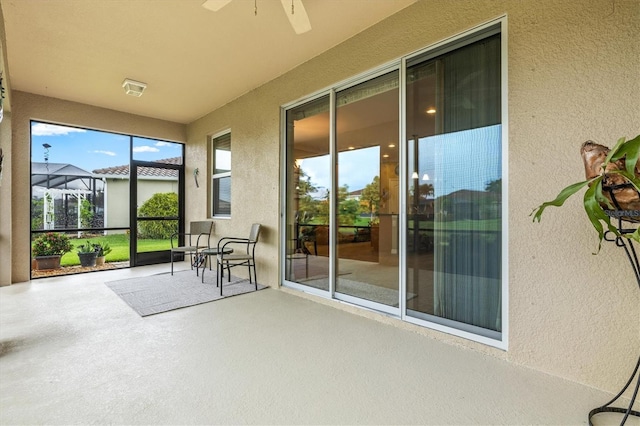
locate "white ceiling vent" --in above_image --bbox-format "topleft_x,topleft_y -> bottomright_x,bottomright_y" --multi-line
122,78 -> 147,97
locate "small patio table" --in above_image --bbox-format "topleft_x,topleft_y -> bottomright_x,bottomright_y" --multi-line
198,246 -> 233,283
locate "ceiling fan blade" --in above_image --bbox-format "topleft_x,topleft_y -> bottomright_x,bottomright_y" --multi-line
202,0 -> 232,12
280,0 -> 311,34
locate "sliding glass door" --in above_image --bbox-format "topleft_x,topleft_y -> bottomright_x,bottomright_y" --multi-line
283,21 -> 505,344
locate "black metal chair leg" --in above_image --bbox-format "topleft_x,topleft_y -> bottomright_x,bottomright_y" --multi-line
219,260 -> 223,295
253,263 -> 257,290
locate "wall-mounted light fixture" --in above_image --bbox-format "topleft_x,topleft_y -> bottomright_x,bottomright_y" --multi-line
122,78 -> 147,97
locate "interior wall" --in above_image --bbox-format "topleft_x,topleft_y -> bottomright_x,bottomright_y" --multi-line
186,0 -> 640,394
9,91 -> 186,283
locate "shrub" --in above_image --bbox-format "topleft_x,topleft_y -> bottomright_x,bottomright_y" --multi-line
32,232 -> 73,257
31,198 -> 44,230
137,193 -> 178,239
79,198 -> 94,229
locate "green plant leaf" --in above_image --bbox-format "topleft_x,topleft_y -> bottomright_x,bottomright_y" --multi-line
530,179 -> 595,222
583,182 -> 618,253
594,177 -> 614,210
627,227 -> 640,243
622,135 -> 640,176
608,134 -> 640,176
604,136 -> 626,166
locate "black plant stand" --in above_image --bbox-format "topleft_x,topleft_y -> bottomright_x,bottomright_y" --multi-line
588,209 -> 640,426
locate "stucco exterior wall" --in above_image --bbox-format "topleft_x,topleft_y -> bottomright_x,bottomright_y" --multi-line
103,177 -> 130,231
187,0 -> 639,393
8,91 -> 185,283
0,0 -> 12,287
102,177 -> 178,232
0,112 -> 11,286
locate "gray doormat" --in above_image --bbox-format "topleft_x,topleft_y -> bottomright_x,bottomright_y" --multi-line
105,270 -> 266,317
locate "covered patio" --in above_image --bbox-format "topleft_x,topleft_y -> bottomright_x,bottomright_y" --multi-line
0,264 -> 627,425
1,1 -> 639,424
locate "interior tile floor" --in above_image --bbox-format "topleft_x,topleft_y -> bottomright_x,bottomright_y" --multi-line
1,262 -> 637,425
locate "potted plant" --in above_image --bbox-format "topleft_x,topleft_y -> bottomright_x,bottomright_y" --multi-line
93,241 -> 112,266
532,135 -> 640,251
533,134 -> 640,426
32,232 -> 73,270
76,240 -> 98,267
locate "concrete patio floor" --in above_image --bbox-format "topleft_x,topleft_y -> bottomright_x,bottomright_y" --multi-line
0,263 -> 637,425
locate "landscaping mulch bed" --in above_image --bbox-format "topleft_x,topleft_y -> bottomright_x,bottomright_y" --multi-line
31,261 -> 130,279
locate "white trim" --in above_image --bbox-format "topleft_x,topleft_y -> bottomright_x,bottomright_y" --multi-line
282,280 -> 330,298
210,131 -> 232,218
333,63 -> 401,93
209,128 -> 231,141
405,314 -> 507,350
335,292 -> 399,316
279,107 -> 287,286
499,15 -> 510,351
280,59 -> 401,111
329,89 -> 336,297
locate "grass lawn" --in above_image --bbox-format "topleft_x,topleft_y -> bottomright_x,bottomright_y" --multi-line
40,234 -> 172,266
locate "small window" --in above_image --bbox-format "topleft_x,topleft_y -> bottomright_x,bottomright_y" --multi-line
211,133 -> 231,217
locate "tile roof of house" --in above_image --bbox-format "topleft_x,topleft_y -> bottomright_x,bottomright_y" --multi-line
93,157 -> 181,177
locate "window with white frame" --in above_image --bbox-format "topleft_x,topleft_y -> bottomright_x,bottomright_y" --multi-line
211,133 -> 231,217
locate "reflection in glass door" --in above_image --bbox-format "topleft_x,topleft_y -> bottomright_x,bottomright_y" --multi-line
405,31 -> 502,338
284,95 -> 331,290
131,141 -> 184,266
335,71 -> 400,309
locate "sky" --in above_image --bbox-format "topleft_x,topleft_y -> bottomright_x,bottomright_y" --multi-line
31,122 -> 182,173
31,122 -> 502,198
300,146 -> 380,196
299,124 -> 502,199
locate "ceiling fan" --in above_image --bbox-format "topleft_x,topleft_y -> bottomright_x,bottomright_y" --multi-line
202,0 -> 312,34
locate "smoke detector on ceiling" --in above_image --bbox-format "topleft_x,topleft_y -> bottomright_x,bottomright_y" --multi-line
122,79 -> 147,97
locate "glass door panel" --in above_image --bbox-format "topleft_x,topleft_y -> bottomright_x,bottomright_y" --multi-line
284,95 -> 331,288
405,33 -> 502,337
335,71 -> 400,308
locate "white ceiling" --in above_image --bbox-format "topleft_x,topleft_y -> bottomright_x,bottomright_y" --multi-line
1,0 -> 416,124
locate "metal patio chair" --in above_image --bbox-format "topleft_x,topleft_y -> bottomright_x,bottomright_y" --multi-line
170,220 -> 214,275
214,223 -> 261,295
